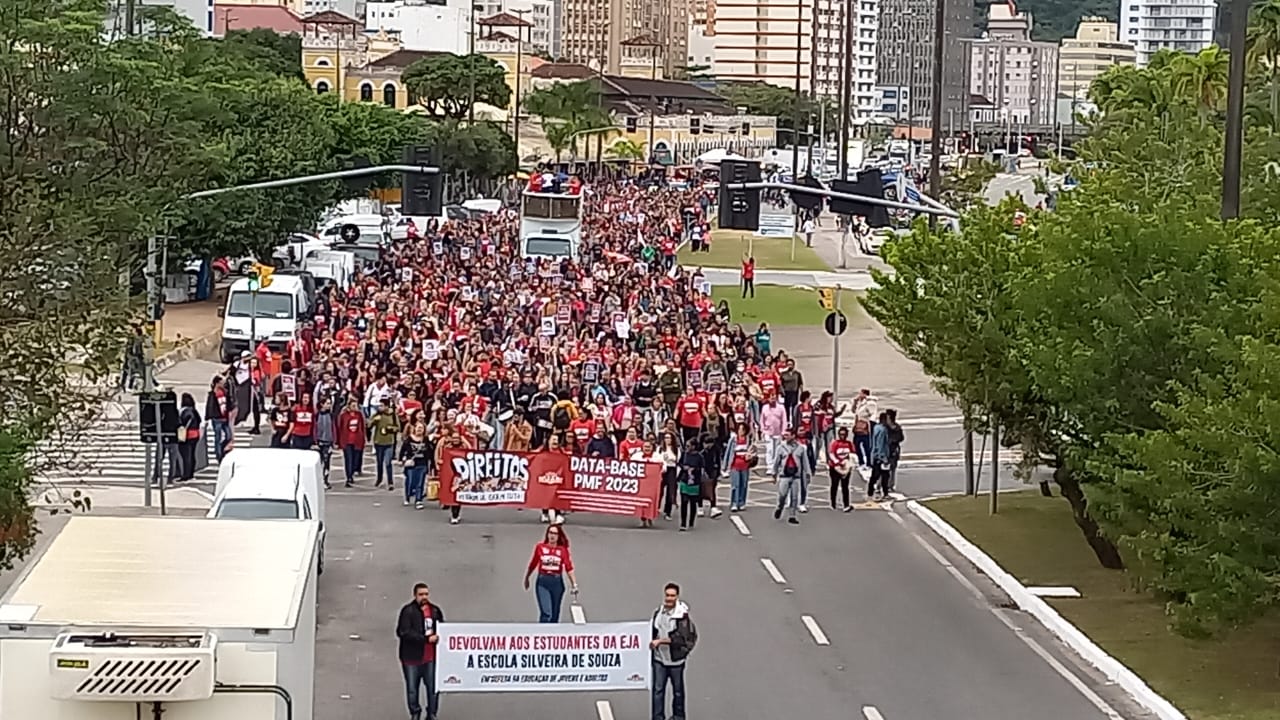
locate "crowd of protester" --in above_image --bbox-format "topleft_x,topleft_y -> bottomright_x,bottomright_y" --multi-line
204,176 -> 905,528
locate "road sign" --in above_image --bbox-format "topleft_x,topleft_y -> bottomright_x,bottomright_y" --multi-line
339,224 -> 361,243
817,287 -> 835,310
824,310 -> 848,337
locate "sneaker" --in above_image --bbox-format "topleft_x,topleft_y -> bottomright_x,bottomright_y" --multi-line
415,502 -> 424,510
788,517 -> 800,525
388,484 -> 395,492
830,503 -> 838,510
799,504 -> 809,513
403,499 -> 410,507
664,513 -> 672,521
773,507 -> 783,520
843,505 -> 853,513
697,508 -> 706,517
679,526 -> 687,532
344,481 -> 353,488
709,507 -> 723,518
449,517 -> 460,525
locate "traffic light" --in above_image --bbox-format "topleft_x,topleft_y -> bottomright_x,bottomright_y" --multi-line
247,263 -> 274,291
790,174 -> 825,212
403,145 -> 444,216
717,159 -> 761,231
829,170 -> 891,228
817,287 -> 835,310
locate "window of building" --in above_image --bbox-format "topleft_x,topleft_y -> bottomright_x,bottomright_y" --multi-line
383,83 -> 398,107
315,80 -> 330,94
360,83 -> 373,102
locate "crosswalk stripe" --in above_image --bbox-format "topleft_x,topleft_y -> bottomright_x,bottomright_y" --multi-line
32,422 -> 256,484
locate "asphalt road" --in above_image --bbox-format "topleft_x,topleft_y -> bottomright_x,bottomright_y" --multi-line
314,485 -> 1154,720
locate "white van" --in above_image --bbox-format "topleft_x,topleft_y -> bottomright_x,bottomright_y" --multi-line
218,274 -> 309,362
209,449 -> 327,573
318,214 -> 390,245
303,248 -> 356,291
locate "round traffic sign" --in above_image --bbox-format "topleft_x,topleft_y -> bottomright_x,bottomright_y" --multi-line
824,310 -> 848,337
339,223 -> 361,243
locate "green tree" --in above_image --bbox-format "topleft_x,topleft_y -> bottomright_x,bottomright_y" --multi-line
222,28 -> 304,80
1248,0 -> 1280,127
402,54 -> 511,119
524,81 -> 614,158
607,138 -> 646,161
0,0 -> 219,566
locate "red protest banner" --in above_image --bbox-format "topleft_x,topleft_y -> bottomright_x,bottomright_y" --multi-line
437,449 -> 662,519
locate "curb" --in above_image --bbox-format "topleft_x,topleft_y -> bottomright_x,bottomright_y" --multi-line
155,329 -> 221,374
905,499 -> 1187,720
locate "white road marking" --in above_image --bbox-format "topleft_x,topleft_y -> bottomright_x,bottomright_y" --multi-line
861,707 -> 886,720
912,534 -> 953,567
944,565 -> 985,600
760,558 -> 787,584
571,604 -> 587,624
730,515 -> 751,536
990,611 -> 1125,720
801,615 -> 830,645
888,492 -> 907,501
887,512 -> 905,525
1027,586 -> 1082,598
595,700 -> 615,720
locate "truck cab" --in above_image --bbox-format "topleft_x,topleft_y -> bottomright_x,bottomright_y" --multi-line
519,188 -> 582,261
218,275 -> 309,362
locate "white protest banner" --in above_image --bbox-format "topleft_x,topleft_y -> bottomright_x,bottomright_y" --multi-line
460,246 -> 472,261
437,622 -> 651,693
540,317 -> 557,337
694,277 -> 711,296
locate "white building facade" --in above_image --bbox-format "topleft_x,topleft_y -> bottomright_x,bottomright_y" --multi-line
1119,0 -> 1216,66
687,0 -> 878,117
366,0 -> 553,54
968,3 -> 1058,126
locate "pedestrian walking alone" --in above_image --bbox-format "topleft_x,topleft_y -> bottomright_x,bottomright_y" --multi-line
396,582 -> 444,720
523,525 -> 579,623
651,582 -> 697,720
771,429 -> 810,525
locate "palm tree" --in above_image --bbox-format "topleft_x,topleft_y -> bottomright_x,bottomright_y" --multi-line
606,138 -> 645,162
1172,46 -> 1229,122
1249,0 -> 1280,128
524,81 -> 617,159
545,123 -> 574,162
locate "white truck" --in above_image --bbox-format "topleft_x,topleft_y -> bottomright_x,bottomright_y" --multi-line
0,515 -> 317,720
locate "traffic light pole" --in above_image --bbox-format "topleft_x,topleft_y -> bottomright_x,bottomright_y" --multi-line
725,181 -> 961,218
832,283 -> 842,395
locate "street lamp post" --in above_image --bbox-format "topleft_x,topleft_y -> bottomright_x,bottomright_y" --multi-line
792,0 -> 805,182
927,0 -> 946,205
622,34 -> 664,164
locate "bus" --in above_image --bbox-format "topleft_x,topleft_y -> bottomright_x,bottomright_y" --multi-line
519,188 -> 583,260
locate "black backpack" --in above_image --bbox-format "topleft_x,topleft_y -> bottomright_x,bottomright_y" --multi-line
669,614 -> 698,661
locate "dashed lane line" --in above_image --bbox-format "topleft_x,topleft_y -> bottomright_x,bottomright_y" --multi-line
730,515 -> 751,536
862,708 -> 886,720
760,558 -> 787,584
801,615 -> 830,646
595,700 -> 616,720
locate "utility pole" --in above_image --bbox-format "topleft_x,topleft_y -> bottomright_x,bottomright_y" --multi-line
989,420 -> 1000,514
791,0 -> 804,184
831,285 -> 842,393
142,233 -> 159,509
125,0 -> 137,36
963,422 -> 975,495
1221,0 -> 1249,220
926,0 -> 945,226
837,0 -> 854,178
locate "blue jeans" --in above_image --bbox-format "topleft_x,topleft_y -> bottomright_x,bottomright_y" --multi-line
402,661 -> 437,719
854,433 -> 871,466
405,466 -> 426,503
342,445 -> 361,482
375,445 -> 395,486
729,468 -> 750,508
651,661 -> 686,720
535,574 -> 565,623
211,419 -> 231,462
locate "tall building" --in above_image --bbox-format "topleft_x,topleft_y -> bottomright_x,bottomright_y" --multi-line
876,0 -> 971,125
1058,17 -> 1135,100
366,0 -> 553,53
1119,0 -> 1216,66
686,0 -> 877,115
968,2 -> 1057,126
105,0 -> 215,35
558,0 -> 686,78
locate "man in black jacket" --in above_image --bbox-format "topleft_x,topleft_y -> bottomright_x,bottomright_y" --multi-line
397,582 -> 445,720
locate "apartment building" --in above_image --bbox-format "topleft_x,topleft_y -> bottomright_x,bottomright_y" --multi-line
366,0 -> 553,53
876,0 -> 971,124
558,0 -> 686,78
968,2 -> 1057,126
687,0 -> 878,115
1058,17 -> 1135,99
1120,0 -> 1216,66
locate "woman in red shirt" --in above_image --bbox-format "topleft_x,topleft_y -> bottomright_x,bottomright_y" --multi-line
336,398 -> 366,487
522,526 -> 579,623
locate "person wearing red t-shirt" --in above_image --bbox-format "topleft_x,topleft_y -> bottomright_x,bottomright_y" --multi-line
755,366 -> 781,400
617,427 -> 643,459
568,412 -> 596,453
741,255 -> 756,298
287,393 -> 316,450
396,582 -> 444,720
725,422 -> 756,512
676,391 -> 705,444
523,526 -> 579,623
827,427 -> 856,512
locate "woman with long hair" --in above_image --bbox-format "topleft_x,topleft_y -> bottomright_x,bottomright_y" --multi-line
523,525 -> 579,623
658,431 -> 681,521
